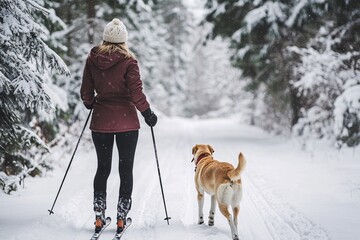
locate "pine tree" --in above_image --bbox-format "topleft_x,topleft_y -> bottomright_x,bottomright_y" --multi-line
290,0 -> 360,147
0,0 -> 69,193
49,0 -> 101,116
204,0 -> 360,146
149,0 -> 192,116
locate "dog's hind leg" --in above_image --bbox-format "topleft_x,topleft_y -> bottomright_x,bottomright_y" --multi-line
219,203 -> 239,240
208,195 -> 216,226
197,189 -> 205,224
232,186 -> 242,233
233,205 -> 240,232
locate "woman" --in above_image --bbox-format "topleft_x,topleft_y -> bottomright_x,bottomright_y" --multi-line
80,18 -> 157,234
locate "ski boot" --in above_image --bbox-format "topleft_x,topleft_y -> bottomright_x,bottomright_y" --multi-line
116,196 -> 131,234
94,191 -> 107,233
116,218 -> 125,234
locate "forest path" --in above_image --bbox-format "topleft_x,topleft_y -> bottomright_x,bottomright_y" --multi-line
0,117 -> 331,240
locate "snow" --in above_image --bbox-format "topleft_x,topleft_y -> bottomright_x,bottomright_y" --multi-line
244,2 -> 285,32
288,42 -> 360,146
286,0 -> 326,27
334,85 -> 360,137
1,117 -> 359,240
43,82 -> 69,112
286,0 -> 307,27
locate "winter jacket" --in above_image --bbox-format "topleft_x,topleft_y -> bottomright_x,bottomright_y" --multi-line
80,47 -> 150,133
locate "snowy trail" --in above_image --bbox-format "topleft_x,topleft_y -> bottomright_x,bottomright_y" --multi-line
1,117 -> 359,240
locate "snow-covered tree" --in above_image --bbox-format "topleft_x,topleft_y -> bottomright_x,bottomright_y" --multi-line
48,0 -> 103,117
204,0 -> 360,145
290,47 -> 358,145
0,0 -> 69,193
183,32 -> 247,118
204,0 -> 327,133
146,0 -> 193,116
290,1 -> 360,147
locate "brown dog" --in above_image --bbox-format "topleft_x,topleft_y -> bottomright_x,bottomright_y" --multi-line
192,144 -> 246,240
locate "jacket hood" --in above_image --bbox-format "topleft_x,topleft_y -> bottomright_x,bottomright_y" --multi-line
88,47 -> 125,70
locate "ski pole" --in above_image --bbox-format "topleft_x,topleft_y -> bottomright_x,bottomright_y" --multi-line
48,109 -> 93,215
150,126 -> 171,225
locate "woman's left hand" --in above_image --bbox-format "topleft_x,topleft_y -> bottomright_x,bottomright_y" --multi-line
141,108 -> 158,127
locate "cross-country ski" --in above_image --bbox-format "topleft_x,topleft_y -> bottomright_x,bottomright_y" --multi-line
112,218 -> 132,240
90,217 -> 111,240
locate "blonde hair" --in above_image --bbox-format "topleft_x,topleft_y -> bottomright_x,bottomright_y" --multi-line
96,41 -> 136,59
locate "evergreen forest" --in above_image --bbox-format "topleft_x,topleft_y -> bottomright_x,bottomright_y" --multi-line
1,0 -> 359,193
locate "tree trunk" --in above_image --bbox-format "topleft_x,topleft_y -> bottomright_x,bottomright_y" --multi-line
87,0 -> 96,44
289,85 -> 300,127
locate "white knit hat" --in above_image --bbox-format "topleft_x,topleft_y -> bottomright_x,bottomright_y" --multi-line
103,18 -> 128,43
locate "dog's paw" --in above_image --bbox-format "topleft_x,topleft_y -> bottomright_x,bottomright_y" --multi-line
208,217 -> 214,226
232,235 -> 239,240
208,211 -> 215,226
198,216 -> 204,225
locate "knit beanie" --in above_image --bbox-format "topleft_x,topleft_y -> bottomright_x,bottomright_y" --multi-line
103,18 -> 128,43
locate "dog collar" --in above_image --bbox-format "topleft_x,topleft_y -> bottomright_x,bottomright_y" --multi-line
196,153 -> 210,165
193,153 -> 210,172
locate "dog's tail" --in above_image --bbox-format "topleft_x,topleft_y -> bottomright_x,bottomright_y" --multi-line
227,152 -> 246,181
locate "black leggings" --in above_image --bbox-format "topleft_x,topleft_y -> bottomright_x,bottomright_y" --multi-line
92,130 -> 138,198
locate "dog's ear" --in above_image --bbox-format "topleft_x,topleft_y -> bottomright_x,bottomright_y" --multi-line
192,145 -> 198,155
207,145 -> 214,154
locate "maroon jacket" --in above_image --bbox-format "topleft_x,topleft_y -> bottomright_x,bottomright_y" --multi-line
81,47 -> 150,132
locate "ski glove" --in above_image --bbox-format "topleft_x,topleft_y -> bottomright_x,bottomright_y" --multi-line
84,103 -> 93,110
141,108 -> 157,127
84,98 -> 96,110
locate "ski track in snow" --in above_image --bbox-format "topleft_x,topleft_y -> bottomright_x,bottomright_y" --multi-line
245,174 -> 329,240
0,117 -> 341,240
